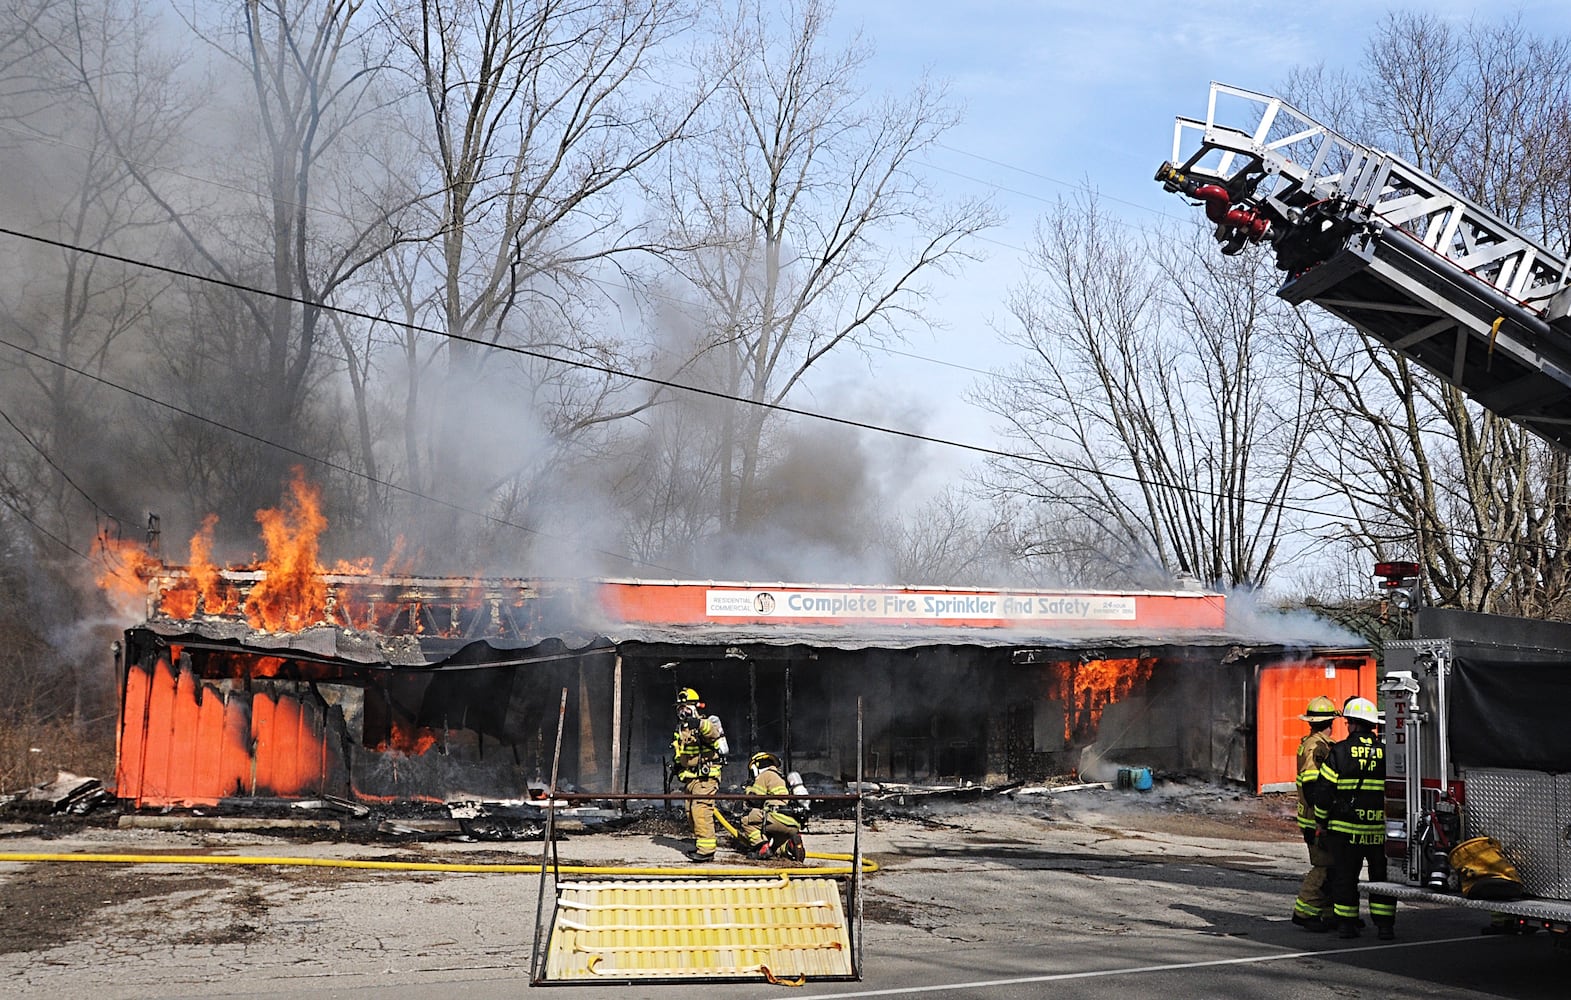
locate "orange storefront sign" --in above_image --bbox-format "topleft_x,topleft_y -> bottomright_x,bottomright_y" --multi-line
597,581 -> 1227,630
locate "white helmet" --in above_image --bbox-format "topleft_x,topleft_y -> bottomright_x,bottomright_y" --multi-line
1343,697 -> 1383,726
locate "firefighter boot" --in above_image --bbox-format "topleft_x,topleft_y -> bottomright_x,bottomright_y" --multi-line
1376,924 -> 1395,941
754,841 -> 773,861
785,832 -> 806,861
1292,913 -> 1330,933
1337,920 -> 1361,939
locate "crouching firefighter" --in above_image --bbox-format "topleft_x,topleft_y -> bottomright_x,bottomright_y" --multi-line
1313,697 -> 1396,940
672,688 -> 727,862
738,752 -> 806,861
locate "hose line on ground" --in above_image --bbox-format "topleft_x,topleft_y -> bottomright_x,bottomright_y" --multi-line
0,850 -> 876,876
0,802 -> 873,876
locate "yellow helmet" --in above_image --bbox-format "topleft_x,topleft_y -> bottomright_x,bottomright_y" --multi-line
675,687 -> 702,706
749,751 -> 781,773
1299,695 -> 1338,722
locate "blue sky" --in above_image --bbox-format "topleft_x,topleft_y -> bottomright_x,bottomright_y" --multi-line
805,1 -> 1571,495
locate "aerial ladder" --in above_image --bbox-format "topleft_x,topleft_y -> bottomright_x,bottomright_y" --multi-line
1155,82 -> 1571,450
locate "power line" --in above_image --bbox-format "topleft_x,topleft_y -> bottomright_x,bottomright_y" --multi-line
929,140 -> 1186,223
0,489 -> 90,560
0,332 -> 681,576
0,115 -> 1141,388
2,229 -> 1561,567
0,404 -> 140,527
0,225 -> 1359,530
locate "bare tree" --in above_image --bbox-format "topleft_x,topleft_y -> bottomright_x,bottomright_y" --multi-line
641,0 -> 997,557
380,0 -> 702,567
1286,11 -> 1571,616
63,0 -> 419,537
973,196 -> 1320,590
875,485 -> 1013,586
0,2 -> 140,745
0,0 -> 184,550
0,0 -> 61,132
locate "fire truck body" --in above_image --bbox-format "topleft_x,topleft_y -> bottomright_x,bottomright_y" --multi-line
1152,81 -> 1571,941
1376,611 -> 1571,937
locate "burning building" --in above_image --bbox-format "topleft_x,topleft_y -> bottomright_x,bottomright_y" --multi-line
111,571 -> 1376,808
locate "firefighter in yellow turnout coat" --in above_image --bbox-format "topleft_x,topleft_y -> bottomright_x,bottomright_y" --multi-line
672,688 -> 726,862
1292,696 -> 1339,931
1313,697 -> 1396,939
738,752 -> 805,861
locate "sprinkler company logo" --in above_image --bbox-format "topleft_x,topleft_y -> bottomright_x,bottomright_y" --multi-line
703,588 -> 1137,621
705,590 -> 776,616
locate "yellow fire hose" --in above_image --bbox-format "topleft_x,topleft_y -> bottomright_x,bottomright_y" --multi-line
0,809 -> 874,876
0,811 -> 870,988
0,849 -> 875,876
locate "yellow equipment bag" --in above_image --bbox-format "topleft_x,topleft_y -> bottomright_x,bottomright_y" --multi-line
1449,836 -> 1527,901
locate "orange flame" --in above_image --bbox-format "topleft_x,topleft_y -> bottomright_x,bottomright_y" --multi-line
157,514 -> 242,619
124,476 -> 450,638
93,530 -> 163,618
380,536 -> 416,577
243,467 -> 329,632
373,717 -> 439,756
331,556 -> 375,575
1051,657 -> 1154,743
187,513 -> 228,610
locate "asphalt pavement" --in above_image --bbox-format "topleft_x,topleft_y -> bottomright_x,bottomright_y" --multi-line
0,785 -> 1563,998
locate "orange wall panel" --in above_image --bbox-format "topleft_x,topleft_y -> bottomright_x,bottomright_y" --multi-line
1256,656 -> 1376,793
115,656 -> 153,806
116,656 -> 338,807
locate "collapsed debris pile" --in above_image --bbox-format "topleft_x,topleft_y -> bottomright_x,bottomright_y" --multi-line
2,771 -> 114,816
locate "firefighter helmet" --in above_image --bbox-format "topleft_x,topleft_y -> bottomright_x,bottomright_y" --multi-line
749,751 -> 781,776
1299,695 -> 1339,722
1343,697 -> 1383,726
675,687 -> 702,706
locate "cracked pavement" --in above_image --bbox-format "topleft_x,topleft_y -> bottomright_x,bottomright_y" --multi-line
1,785 -> 1564,998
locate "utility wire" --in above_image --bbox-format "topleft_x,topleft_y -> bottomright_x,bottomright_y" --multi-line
0,404 -> 140,528
0,333 -> 679,576
4,239 -> 1561,565
0,224 -> 1361,528
0,118 -> 1139,386
0,489 -> 90,560
929,140 -> 1187,222
8,226 -> 1565,565
3,64 -> 1558,572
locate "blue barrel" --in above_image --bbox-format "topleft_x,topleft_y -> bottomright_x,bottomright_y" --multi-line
1116,766 -> 1153,791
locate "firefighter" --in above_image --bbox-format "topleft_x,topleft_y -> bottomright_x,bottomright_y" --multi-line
672,687 -> 726,862
1313,696 -> 1396,939
737,752 -> 805,861
1291,695 -> 1339,932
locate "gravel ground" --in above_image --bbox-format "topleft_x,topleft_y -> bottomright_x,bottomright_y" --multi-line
0,781 -> 1327,998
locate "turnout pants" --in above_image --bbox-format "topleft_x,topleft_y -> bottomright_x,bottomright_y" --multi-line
1327,831 -> 1396,929
740,807 -> 801,848
684,776 -> 719,857
1294,836 -> 1335,919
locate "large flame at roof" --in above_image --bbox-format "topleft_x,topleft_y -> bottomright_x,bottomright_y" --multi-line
244,469 -> 329,631
97,467 -> 374,631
